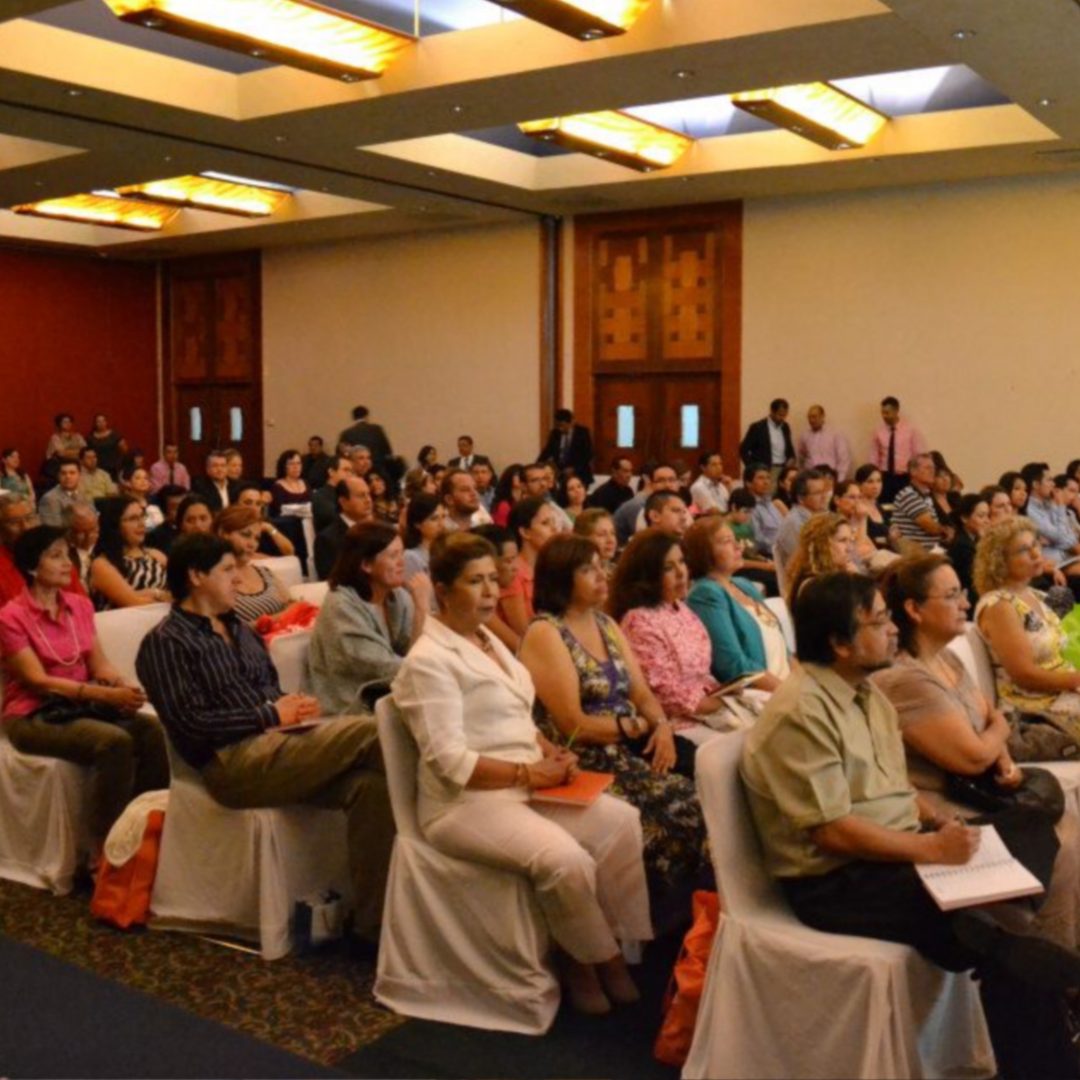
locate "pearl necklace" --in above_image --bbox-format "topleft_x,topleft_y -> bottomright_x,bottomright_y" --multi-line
29,600 -> 84,668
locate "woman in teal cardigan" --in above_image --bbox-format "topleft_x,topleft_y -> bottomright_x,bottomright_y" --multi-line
683,516 -> 791,692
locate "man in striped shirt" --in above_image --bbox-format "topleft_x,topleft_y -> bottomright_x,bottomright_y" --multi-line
890,454 -> 953,550
136,533 -> 393,947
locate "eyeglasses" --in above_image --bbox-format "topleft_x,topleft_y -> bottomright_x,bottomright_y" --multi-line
120,511 -> 148,524
924,588 -> 965,604
859,611 -> 893,630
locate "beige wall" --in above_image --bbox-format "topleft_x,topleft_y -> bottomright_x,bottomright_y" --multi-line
262,222 -> 542,475
742,173 -> 1080,488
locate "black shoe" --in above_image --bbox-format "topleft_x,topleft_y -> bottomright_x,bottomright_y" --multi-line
955,909 -> 1080,991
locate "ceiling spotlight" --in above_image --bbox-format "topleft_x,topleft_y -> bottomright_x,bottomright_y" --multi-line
66,88 -> 84,97
673,69 -> 695,81
1037,97 -> 1055,108
951,28 -> 977,40
485,0 -> 654,40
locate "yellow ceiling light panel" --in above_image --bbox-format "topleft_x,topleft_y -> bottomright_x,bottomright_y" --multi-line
519,110 -> 692,171
487,0 -> 654,39
100,0 -> 415,81
11,192 -> 178,231
116,174 -> 292,217
731,82 -> 888,150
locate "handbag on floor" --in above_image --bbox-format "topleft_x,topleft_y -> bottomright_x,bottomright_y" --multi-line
90,809 -> 166,930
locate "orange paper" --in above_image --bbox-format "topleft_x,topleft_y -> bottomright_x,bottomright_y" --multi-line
530,770 -> 615,806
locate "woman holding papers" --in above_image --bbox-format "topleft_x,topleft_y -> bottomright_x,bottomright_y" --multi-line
876,553 -> 1080,950
391,532 -> 651,1016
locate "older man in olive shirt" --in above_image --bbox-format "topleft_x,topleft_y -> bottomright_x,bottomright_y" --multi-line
741,572 -> 1080,1079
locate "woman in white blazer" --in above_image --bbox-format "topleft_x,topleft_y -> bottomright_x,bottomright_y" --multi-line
391,532 -> 652,1015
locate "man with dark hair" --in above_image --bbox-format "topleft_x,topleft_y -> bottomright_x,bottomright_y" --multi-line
742,572 -> 1080,1078
614,462 -> 678,545
315,475 -> 373,580
745,463 -> 783,557
136,533 -> 393,949
38,460 -> 84,526
773,468 -> 827,574
147,484 -> 190,556
871,396 -> 927,504
77,446 -> 117,502
191,451 -> 235,512
448,435 -> 492,474
690,451 -> 731,514
149,443 -> 191,495
301,436 -> 332,488
739,399 -> 795,481
539,407 -> 594,487
1025,461 -> 1080,570
338,406 -> 393,472
644,490 -> 690,539
312,453 -> 356,532
587,455 -> 636,515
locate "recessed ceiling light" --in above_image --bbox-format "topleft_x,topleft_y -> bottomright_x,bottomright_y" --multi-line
1037,97 -> 1055,107
673,69 -> 695,80
951,29 -> 977,41
66,88 -> 84,97
274,135 -> 288,143
451,104 -> 465,114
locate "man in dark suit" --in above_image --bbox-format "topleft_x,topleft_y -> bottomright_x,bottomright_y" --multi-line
586,455 -> 636,514
539,408 -> 593,487
312,453 -> 356,532
739,399 -> 796,483
338,405 -> 393,472
447,435 -> 492,474
314,475 -> 373,580
191,450 -> 239,512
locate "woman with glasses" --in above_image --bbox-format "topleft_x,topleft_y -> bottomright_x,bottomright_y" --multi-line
89,495 -> 169,609
120,465 -> 164,530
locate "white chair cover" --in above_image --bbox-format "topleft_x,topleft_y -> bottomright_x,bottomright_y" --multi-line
683,733 -> 994,1080
0,730 -> 91,894
94,603 -> 171,686
150,740 -> 351,960
268,630 -> 312,695
260,555 -> 303,590
764,595 -> 795,653
288,581 -> 329,606
373,698 -> 560,1035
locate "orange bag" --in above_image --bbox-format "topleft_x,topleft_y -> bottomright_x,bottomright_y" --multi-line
90,809 -> 166,930
653,889 -> 721,1067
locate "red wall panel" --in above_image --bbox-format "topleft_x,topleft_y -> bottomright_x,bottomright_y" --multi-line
0,248 -> 159,479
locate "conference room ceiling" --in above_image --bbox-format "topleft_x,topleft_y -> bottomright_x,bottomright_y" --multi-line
0,0 -> 1075,258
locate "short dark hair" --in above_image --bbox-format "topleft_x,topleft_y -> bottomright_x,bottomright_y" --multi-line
429,532 -> 496,591
881,554 -> 949,655
957,493 -> 987,520
554,408 -> 573,423
533,534 -> 601,617
176,494 -> 214,532
880,396 -> 900,410
440,468 -> 470,502
854,464 -> 881,485
644,490 -> 681,520
1055,474 -> 1073,491
155,483 -> 188,510
698,450 -> 721,469
472,523 -> 515,553
794,572 -> 879,665
610,455 -> 633,472
275,449 -> 301,479
330,453 -> 352,474
167,533 -> 232,601
404,492 -> 442,548
351,406 -> 370,421
13,526 -> 69,585
328,521 -> 398,598
57,460 -> 80,474
508,496 -> 548,547
1020,462 -> 1049,489
743,462 -> 770,486
92,495 -> 143,572
769,398 -> 788,413
54,413 -> 73,428
729,487 -> 756,511
308,435 -> 324,446
457,435 -> 473,445
610,529 -> 681,620
649,461 -> 676,482
998,470 -> 1025,495
78,446 -> 96,461
793,468 -> 824,501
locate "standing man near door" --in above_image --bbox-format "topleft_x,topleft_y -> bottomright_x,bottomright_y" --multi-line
740,399 -> 795,489
870,396 -> 927,505
339,406 -> 393,473
540,408 -> 594,488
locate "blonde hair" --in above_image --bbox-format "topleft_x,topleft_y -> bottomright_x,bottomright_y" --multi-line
786,512 -> 848,609
973,516 -> 1038,596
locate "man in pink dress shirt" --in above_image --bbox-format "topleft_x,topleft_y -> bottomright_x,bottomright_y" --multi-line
870,396 -> 927,504
149,443 -> 192,495
796,405 -> 852,482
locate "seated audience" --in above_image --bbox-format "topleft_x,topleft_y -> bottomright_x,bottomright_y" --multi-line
491,463 -> 525,527
77,447 -> 117,502
470,459 -> 497,513
339,406 -> 393,473
876,554 -> 1080,950
149,442 -> 191,494
223,449 -> 245,488
234,484 -> 296,558
119,448 -> 147,477
558,473 -> 588,523
86,413 -> 126,480
982,484 -> 1014,525
120,465 -> 164,529
891,453 -> 953,550
975,517 -> 1080,751
1023,461 -> 1080,577
931,460 -> 959,521
403,493 -> 446,586
441,468 -> 493,532
1055,472 -> 1080,530
0,497 -> 39,605
612,530 -> 724,740
615,463 -> 679,546
745,463 -> 784,557
215,507 -> 294,625
523,462 -> 571,532
448,434 -> 489,473
300,435 -> 332,489
191,451 -> 235,512
1,448 -> 35,508
948,493 -> 990,606
65,500 -> 99,593
147,484 -> 191,555
740,571 -> 1080,1080
642,490 -> 690,539
772,464 -> 799,513
574,508 -> 618,579
786,512 -> 858,610
136,533 -> 393,947
0,525 -> 167,853
392,531 -> 649,1014
684,516 -> 789,691
417,444 -> 438,471
44,412 -> 85,481
832,479 -> 879,567
502,496 -> 560,636
724,487 -> 778,596
854,464 -> 895,549
773,468 -> 827,575
175,494 -> 214,538
368,471 -> 399,524
89,496 -> 170,610
270,449 -> 310,516
519,533 -> 709,890
470,523 -> 522,653
313,453 -> 356,531
1000,470 -> 1029,514
349,444 -> 374,480
690,450 -> 731,515
315,476 -> 373,581
38,460 -> 84,527
310,522 -> 427,715
402,464 -> 438,505
587,455 -> 636,516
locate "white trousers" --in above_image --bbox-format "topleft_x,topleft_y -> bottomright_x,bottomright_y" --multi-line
422,790 -> 653,964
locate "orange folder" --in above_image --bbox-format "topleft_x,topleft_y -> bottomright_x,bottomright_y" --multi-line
530,770 -> 615,807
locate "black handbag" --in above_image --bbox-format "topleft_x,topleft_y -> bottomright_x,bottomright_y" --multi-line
31,693 -> 126,726
945,765 -> 1065,825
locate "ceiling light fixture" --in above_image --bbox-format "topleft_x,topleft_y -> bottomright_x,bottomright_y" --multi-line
518,110 -> 692,171
731,82 -> 887,150
486,0 -> 654,40
12,191 -> 178,231
115,173 -> 292,217
99,0 -> 415,81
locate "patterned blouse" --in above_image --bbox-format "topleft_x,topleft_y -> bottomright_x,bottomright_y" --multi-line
233,564 -> 287,625
620,602 -> 719,725
94,552 -> 167,611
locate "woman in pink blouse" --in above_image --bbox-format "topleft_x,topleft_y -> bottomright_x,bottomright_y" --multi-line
611,529 -> 725,746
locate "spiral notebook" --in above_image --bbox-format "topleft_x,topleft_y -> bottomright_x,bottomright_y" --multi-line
530,771 -> 614,807
915,824 -> 1044,911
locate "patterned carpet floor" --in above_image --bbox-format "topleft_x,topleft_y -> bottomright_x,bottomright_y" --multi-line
0,877 -> 405,1068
